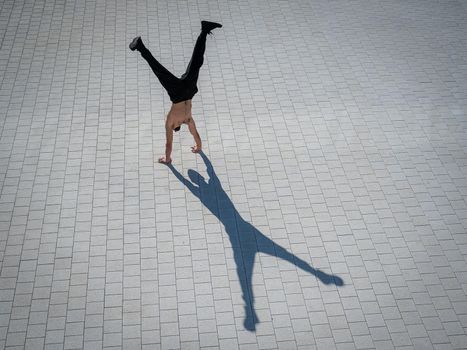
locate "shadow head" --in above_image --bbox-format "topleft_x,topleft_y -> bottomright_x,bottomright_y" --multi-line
187,169 -> 204,185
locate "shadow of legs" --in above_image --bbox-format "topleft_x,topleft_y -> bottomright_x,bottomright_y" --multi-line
234,244 -> 259,331
258,231 -> 344,286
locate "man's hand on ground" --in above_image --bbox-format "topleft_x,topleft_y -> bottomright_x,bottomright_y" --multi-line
158,156 -> 172,164
191,145 -> 201,153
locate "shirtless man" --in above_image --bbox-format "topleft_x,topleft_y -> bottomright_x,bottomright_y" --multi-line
129,21 -> 222,164
163,100 -> 202,164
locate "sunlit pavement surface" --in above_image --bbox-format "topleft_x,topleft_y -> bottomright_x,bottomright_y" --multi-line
1,0 -> 467,349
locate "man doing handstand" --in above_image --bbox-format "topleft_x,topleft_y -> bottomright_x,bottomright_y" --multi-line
129,21 -> 222,164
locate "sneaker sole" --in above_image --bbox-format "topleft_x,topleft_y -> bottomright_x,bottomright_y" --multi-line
129,36 -> 141,51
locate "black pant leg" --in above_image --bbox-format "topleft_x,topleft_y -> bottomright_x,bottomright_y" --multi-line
138,45 -> 181,95
181,31 -> 208,83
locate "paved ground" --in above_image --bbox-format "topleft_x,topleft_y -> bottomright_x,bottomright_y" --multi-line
1,0 -> 467,349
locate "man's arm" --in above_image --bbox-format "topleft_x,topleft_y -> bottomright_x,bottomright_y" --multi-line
187,118 -> 202,153
159,123 -> 173,164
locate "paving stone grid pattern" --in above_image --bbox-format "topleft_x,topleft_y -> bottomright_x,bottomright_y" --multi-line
1,0 -> 467,349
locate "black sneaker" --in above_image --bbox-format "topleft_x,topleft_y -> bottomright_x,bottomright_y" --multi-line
129,36 -> 142,51
201,21 -> 222,34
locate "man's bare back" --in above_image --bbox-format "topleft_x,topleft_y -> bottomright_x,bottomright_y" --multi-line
158,100 -> 202,164
167,100 -> 193,128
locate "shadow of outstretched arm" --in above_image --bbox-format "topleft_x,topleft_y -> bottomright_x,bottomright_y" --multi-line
167,163 -> 199,197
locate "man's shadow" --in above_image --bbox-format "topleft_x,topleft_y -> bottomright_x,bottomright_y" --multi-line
167,151 -> 343,331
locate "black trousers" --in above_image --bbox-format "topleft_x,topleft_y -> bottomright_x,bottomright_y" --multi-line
138,31 -> 208,103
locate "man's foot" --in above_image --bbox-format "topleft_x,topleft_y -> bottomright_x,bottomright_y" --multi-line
201,21 -> 222,34
129,36 -> 142,51
243,306 -> 259,332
